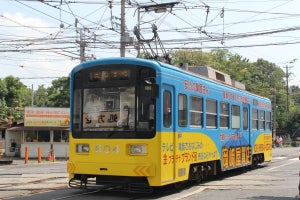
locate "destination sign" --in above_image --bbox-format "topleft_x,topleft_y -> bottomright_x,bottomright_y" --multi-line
89,69 -> 130,82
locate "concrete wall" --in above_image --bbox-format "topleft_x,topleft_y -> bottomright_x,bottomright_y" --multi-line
20,142 -> 69,159
5,129 -> 69,159
5,131 -> 21,157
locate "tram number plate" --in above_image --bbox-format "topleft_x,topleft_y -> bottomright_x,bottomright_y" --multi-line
95,144 -> 120,154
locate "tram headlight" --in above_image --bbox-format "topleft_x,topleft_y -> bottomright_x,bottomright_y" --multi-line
129,144 -> 147,155
76,144 -> 90,153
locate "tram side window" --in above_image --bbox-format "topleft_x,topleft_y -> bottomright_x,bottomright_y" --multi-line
252,109 -> 258,130
178,94 -> 187,127
266,111 -> 271,130
260,110 -> 265,130
243,107 -> 248,130
220,102 -> 229,129
231,105 -> 240,129
190,96 -> 203,127
163,91 -> 172,127
206,99 -> 217,128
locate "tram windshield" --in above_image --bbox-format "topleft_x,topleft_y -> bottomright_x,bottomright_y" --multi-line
72,65 -> 156,138
83,87 -> 136,131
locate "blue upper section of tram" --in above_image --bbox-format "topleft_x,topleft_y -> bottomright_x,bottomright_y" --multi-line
70,57 -> 272,140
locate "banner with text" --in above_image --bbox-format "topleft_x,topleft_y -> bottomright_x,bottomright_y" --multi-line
24,107 -> 70,127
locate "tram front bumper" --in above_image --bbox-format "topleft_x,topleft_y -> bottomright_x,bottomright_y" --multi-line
68,161 -> 155,177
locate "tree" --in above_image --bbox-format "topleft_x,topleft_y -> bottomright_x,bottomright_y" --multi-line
171,49 -> 212,67
0,76 -> 31,124
3,76 -> 31,107
210,49 -> 233,73
285,85 -> 300,133
171,49 -> 296,135
0,79 -> 8,100
47,76 -> 70,107
33,85 -> 49,107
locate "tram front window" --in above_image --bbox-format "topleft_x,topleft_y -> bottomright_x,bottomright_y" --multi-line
82,87 -> 136,131
73,85 -> 155,137
72,66 -> 157,139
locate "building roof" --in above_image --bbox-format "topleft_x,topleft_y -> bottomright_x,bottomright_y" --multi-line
7,126 -> 69,131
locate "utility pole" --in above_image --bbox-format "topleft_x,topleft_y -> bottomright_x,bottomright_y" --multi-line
136,8 -> 141,58
285,65 -> 289,113
78,29 -> 86,63
75,28 -> 86,63
75,17 -> 86,63
31,84 -> 34,107
273,87 -> 276,138
284,59 -> 296,113
120,0 -> 126,57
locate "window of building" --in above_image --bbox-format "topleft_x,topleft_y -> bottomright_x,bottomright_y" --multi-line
243,107 -> 249,130
37,130 -> 50,142
178,94 -> 187,127
53,130 -> 69,142
252,109 -> 258,130
220,102 -> 229,128
163,91 -> 172,127
206,99 -> 217,128
190,96 -> 203,127
24,130 -> 50,142
260,110 -> 265,130
25,131 -> 37,142
232,105 -> 240,129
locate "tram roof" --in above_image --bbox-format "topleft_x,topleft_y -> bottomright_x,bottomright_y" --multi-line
71,57 -> 270,102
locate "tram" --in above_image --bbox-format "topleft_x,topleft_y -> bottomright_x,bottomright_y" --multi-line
67,57 -> 272,192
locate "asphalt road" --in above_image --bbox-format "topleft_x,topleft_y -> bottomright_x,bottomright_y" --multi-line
164,147 -> 300,200
1,147 -> 299,200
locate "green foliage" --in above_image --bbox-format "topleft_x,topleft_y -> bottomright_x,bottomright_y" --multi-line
171,49 -> 212,67
170,49 -> 296,135
0,76 -> 31,123
3,76 -> 30,107
0,76 -> 69,125
0,80 -> 8,100
33,85 -> 49,107
47,76 -> 70,107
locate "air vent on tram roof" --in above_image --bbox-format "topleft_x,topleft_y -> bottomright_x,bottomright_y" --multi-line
178,64 -> 245,90
188,66 -> 232,85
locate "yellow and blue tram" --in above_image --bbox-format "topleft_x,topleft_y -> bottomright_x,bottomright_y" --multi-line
67,57 -> 272,192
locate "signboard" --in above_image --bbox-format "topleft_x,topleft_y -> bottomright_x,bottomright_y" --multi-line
83,111 -> 120,128
24,107 -> 70,127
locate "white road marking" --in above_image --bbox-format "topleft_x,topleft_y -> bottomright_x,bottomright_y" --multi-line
268,158 -> 298,171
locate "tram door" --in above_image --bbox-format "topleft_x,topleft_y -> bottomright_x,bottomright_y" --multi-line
242,105 -> 251,166
161,84 -> 177,183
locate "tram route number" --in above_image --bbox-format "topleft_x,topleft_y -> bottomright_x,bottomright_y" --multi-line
95,144 -> 120,154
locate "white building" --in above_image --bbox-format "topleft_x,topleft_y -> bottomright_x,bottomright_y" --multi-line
3,107 -> 69,159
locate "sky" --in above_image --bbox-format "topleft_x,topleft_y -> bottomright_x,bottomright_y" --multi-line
0,0 -> 300,90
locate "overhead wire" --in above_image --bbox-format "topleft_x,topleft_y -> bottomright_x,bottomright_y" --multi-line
0,0 -> 299,64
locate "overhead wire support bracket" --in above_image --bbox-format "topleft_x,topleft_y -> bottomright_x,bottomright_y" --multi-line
138,2 -> 180,13
134,2 -> 180,63
134,24 -> 171,64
